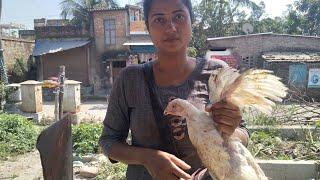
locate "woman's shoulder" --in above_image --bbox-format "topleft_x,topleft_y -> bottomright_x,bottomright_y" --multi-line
116,63 -> 145,81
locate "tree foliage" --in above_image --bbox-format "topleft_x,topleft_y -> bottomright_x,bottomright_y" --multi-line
190,0 -> 320,55
11,58 -> 27,83
285,0 -> 320,35
60,0 -> 118,27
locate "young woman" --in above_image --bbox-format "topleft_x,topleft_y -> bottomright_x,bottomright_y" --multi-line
99,0 -> 249,179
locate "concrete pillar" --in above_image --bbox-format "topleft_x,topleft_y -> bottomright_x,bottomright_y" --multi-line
20,80 -> 43,113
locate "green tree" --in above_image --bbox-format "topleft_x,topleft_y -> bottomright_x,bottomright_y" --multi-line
60,0 -> 118,27
258,17 -> 286,34
11,58 -> 27,83
294,0 -> 320,35
285,5 -> 304,35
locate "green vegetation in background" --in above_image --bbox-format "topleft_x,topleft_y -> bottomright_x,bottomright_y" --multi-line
72,123 -> 103,155
0,113 -> 38,159
248,131 -> 320,160
10,58 -> 27,83
97,162 -> 127,180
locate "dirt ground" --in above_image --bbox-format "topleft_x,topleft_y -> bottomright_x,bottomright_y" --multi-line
0,100 -> 107,180
0,150 -> 43,180
42,100 -> 108,123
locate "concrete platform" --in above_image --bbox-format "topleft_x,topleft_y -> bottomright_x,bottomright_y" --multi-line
258,160 -> 319,180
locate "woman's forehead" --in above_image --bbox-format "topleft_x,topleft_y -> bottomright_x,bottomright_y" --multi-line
149,0 -> 188,15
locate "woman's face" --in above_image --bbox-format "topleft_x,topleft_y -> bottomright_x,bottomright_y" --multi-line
147,0 -> 192,54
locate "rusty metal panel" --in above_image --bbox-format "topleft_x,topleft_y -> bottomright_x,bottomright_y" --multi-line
36,115 -> 73,180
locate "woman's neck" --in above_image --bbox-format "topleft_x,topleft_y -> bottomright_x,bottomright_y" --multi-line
156,50 -> 188,72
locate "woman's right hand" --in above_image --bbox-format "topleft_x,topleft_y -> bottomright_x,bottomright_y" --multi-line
142,150 -> 192,180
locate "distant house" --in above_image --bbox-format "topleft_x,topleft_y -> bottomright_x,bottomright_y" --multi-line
263,52 -> 320,99
207,33 -> 320,98
32,19 -> 91,86
33,4 -> 155,95
90,5 -> 154,89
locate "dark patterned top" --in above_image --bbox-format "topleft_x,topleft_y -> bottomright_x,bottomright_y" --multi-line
99,58 -> 248,180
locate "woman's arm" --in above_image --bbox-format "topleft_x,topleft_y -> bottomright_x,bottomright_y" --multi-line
108,142 -> 192,180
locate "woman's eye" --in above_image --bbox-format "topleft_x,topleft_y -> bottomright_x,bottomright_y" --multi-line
175,14 -> 185,21
154,17 -> 165,23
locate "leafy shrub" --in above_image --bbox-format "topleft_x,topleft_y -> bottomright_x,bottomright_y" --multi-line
248,131 -> 320,160
97,162 -> 127,180
72,123 -> 103,154
187,47 -> 198,57
10,58 -> 27,83
0,113 -> 38,159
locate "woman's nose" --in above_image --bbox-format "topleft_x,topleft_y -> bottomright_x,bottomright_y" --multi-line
165,21 -> 177,32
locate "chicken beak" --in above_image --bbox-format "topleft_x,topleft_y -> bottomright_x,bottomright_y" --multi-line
164,110 -> 168,115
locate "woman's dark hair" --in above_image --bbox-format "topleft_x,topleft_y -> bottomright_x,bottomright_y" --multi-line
143,0 -> 194,28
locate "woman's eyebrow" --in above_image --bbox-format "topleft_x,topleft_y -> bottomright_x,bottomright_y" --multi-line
150,9 -> 185,18
151,13 -> 165,18
172,9 -> 184,14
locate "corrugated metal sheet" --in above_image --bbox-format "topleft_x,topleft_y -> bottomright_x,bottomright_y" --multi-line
289,64 -> 308,88
123,42 -> 153,46
262,52 -> 320,62
33,38 -> 90,56
130,45 -> 155,53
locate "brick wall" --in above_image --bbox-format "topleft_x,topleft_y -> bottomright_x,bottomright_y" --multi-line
92,10 -> 129,55
91,9 -> 130,79
207,34 -> 320,69
35,26 -> 90,39
41,46 -> 89,85
1,37 -> 35,70
130,21 -> 147,32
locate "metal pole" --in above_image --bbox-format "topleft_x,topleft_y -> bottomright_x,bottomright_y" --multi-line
58,66 -> 65,120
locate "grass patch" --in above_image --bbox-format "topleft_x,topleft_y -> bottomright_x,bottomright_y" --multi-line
0,113 -> 39,160
248,131 -> 320,160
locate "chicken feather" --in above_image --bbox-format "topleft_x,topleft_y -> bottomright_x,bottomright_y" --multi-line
164,67 -> 288,180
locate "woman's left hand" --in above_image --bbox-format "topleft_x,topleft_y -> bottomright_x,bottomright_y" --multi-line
205,100 -> 242,136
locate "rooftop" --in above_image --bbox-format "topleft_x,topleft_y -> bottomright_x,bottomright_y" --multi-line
262,52 -> 320,62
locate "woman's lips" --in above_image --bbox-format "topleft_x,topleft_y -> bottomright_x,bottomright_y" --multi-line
164,38 -> 180,42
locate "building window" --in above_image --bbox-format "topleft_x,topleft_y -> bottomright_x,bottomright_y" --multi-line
104,19 -> 116,45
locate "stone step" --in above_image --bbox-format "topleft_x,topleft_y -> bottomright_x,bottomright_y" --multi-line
258,160 -> 319,180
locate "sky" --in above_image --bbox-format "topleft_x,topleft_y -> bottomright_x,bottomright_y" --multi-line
2,0 -> 295,30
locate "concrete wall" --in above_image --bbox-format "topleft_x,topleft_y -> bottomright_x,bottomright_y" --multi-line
40,46 -> 90,86
1,37 -> 34,70
207,33 -> 320,69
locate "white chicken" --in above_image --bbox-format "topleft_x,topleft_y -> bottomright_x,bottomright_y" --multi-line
164,67 -> 288,180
